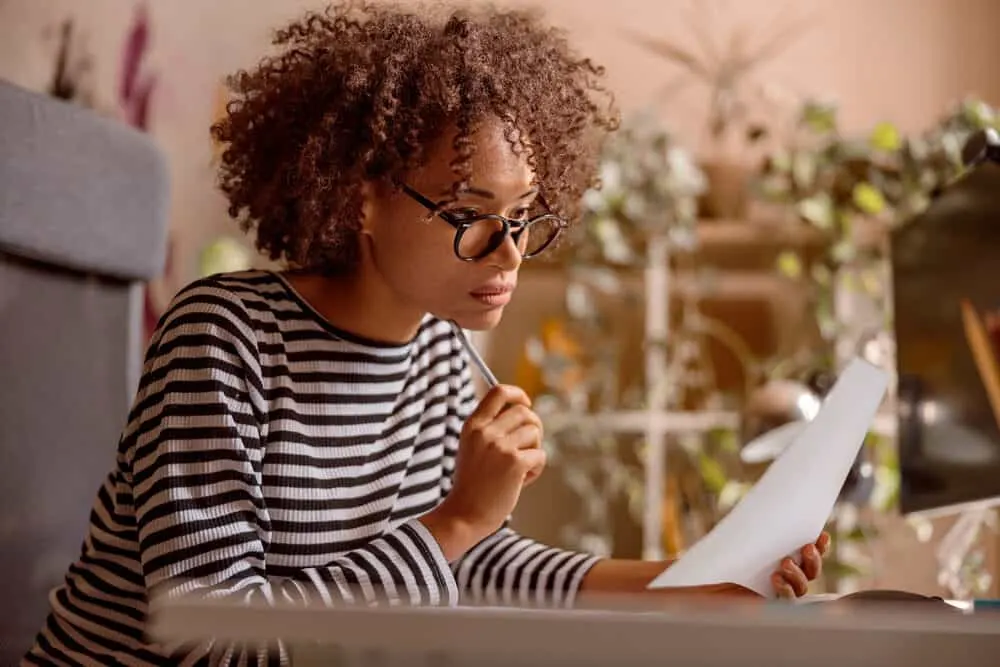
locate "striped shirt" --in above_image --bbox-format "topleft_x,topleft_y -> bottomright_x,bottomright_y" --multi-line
23,270 -> 599,666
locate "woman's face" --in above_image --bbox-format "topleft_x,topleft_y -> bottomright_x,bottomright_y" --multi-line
361,117 -> 540,331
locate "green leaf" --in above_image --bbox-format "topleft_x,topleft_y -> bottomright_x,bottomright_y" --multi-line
902,190 -> 931,219
830,240 -> 856,265
791,151 -> 818,190
852,182 -> 886,214
770,149 -> 793,173
869,121 -> 901,151
718,481 -> 751,512
906,136 -> 930,162
698,453 -> 729,495
842,525 -> 878,541
838,271 -> 859,291
797,193 -> 835,228
712,428 -> 739,454
962,99 -> 995,129
859,268 -> 882,296
776,251 -> 803,279
756,174 -> 793,201
810,263 -> 832,286
800,101 -> 838,134
823,560 -> 867,580
816,295 -> 839,340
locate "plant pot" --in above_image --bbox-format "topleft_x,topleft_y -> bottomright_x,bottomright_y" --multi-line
698,159 -> 752,220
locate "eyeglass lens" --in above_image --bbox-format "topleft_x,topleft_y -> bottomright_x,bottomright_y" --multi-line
457,215 -> 562,260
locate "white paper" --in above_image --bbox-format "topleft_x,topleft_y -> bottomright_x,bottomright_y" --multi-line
648,357 -> 889,597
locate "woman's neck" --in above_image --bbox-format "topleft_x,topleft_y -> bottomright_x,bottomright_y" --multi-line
283,269 -> 425,346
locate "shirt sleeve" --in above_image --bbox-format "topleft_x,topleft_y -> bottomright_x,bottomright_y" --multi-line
442,331 -> 601,609
126,280 -> 458,666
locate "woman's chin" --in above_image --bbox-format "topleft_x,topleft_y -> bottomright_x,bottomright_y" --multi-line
445,306 -> 506,331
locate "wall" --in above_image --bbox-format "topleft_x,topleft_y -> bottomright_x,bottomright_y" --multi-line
3,0 -> 999,596
3,0 -> 1000,289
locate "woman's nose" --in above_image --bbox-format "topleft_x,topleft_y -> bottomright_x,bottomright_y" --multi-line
486,232 -> 523,272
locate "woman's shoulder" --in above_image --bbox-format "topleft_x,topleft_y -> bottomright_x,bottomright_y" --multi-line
152,270 -> 286,343
170,269 -> 282,305
164,269 -> 290,316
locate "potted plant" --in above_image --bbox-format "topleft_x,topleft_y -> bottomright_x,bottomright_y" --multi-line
753,96 -> 1000,592
624,1 -> 812,219
756,97 -> 1000,367
519,112 -> 749,556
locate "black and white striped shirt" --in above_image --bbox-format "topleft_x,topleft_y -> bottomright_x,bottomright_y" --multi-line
24,271 -> 598,666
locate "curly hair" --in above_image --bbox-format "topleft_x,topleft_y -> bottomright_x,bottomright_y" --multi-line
211,1 -> 618,274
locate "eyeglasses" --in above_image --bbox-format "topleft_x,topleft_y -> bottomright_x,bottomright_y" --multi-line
397,182 -> 567,261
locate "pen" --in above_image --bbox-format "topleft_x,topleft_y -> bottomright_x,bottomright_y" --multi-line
450,321 -> 499,388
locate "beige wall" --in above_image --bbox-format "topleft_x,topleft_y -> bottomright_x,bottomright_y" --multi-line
3,0 -> 1000,286
3,0 -> 999,596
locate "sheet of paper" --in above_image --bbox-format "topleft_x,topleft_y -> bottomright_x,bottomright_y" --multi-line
648,356 -> 889,597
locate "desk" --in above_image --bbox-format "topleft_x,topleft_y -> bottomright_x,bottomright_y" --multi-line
152,597 -> 1000,667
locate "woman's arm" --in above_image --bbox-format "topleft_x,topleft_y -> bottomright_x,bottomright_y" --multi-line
577,559 -> 671,595
130,282 -> 458,665
441,348 -> 598,608
450,525 -> 601,608
444,332 -> 824,608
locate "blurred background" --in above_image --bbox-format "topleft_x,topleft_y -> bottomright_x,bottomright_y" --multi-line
3,0 -> 1000,601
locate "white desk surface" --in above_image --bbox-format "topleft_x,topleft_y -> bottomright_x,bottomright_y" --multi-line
152,595 -> 1000,667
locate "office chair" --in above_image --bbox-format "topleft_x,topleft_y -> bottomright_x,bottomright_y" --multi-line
0,78 -> 169,662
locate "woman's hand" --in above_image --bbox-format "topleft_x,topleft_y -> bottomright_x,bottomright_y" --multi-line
580,532 -> 832,604
420,384 -> 546,560
651,532 -> 831,601
770,532 -> 831,599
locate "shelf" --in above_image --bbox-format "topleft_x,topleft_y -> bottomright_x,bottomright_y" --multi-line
534,218 -> 828,274
520,264 -> 806,301
544,409 -> 740,435
542,409 -> 897,438
694,218 -> 827,249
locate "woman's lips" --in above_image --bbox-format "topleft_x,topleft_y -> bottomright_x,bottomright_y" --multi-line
470,284 -> 514,307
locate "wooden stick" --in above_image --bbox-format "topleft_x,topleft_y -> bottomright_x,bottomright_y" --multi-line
959,298 -> 1000,430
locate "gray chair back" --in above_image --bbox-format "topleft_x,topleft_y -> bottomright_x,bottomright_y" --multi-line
0,78 -> 169,662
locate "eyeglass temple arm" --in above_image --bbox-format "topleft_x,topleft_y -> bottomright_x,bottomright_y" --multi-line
396,182 -> 442,212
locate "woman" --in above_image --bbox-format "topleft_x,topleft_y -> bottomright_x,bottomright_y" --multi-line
25,3 -> 827,665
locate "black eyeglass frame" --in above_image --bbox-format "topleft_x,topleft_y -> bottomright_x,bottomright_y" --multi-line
396,182 -> 568,261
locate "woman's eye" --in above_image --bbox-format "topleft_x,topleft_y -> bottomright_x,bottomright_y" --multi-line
509,207 -> 530,220
448,208 -> 480,220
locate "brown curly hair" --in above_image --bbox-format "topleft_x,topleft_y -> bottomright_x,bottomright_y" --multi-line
211,1 -> 618,275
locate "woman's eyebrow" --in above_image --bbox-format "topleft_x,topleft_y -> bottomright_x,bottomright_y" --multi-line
450,186 -> 539,200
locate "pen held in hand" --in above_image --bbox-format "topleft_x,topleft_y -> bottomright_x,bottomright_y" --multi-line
450,321 -> 498,388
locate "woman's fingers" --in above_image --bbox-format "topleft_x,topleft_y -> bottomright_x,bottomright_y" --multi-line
771,573 -> 796,599
490,403 -> 543,440
467,384 -> 532,426
816,531 -> 832,556
775,557 -> 810,597
801,543 -> 823,580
